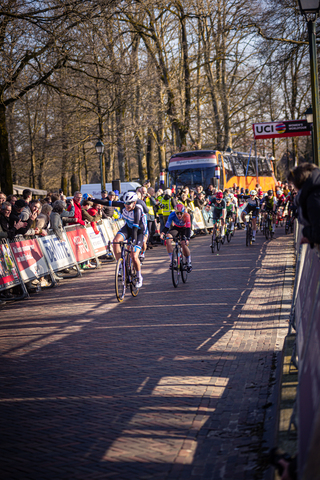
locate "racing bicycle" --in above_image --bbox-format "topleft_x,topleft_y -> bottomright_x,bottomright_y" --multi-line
210,219 -> 223,253
169,235 -> 189,288
114,241 -> 140,302
246,213 -> 253,246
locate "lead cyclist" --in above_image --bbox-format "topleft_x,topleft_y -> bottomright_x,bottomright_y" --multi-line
92,192 -> 147,288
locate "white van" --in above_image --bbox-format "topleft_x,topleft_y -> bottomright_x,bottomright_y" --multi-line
80,182 -> 141,198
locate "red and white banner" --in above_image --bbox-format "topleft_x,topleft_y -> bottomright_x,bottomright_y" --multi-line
65,227 -> 96,263
86,224 -> 110,256
10,239 -> 49,282
0,243 -> 21,290
253,120 -> 311,139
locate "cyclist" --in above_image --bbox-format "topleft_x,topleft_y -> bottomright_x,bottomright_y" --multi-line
160,203 -> 192,272
225,195 -> 235,232
211,191 -> 227,237
241,190 -> 260,242
276,188 -> 286,224
261,189 -> 277,235
92,191 -> 146,288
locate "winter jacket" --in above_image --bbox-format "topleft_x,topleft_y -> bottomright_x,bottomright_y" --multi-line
67,201 -> 85,226
297,168 -> 320,245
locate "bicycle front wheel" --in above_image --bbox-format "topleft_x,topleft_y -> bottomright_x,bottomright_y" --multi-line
211,233 -> 216,253
265,219 -> 270,240
216,237 -> 221,251
129,260 -> 140,297
115,257 -> 126,302
181,257 -> 188,283
171,248 -> 180,288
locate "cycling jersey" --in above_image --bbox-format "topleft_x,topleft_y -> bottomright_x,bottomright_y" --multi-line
211,198 -> 226,214
264,196 -> 277,211
163,211 -> 191,239
242,197 -> 260,217
92,198 -> 147,244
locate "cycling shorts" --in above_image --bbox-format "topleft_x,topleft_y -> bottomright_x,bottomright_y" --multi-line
212,211 -> 223,221
167,226 -> 188,240
117,225 -> 144,251
242,204 -> 259,218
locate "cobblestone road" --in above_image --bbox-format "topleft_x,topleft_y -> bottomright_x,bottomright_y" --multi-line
0,228 -> 294,480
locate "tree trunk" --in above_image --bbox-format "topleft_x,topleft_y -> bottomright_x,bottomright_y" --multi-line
0,104 -> 13,194
60,97 -> 68,195
146,128 -> 156,186
116,106 -> 126,182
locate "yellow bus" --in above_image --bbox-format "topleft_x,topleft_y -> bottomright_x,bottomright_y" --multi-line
168,150 -> 277,192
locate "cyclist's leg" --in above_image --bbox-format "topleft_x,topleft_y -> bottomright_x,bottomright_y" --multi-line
180,229 -> 192,271
251,208 -> 258,240
220,216 -> 225,237
166,229 -> 177,266
272,209 -> 276,232
131,233 -> 144,287
113,227 -> 128,260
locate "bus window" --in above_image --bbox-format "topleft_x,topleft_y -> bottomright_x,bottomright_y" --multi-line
218,154 -> 224,190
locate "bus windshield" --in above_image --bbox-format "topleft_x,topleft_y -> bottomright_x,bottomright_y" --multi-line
170,167 -> 216,189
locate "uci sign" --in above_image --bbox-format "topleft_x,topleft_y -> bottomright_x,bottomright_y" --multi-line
253,120 -> 311,139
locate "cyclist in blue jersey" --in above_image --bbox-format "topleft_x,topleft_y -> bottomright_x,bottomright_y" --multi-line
92,191 -> 147,288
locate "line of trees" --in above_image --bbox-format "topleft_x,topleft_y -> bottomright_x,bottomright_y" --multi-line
0,0 -> 314,194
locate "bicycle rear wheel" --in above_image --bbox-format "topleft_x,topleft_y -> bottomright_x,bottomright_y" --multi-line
129,260 -> 140,297
246,226 -> 250,246
115,257 -> 126,302
171,248 -> 180,288
181,257 -> 188,283
226,230 -> 231,242
216,237 -> 221,251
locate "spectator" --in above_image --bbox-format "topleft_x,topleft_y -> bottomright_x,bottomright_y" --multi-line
51,193 -> 59,204
145,187 -> 158,246
0,202 -> 27,239
50,200 -> 75,240
205,184 -> 215,197
21,199 -> 46,237
100,191 -> 116,219
67,191 -> 85,226
9,199 -> 26,226
194,191 -> 207,209
195,184 -> 204,196
288,162 -> 320,245
0,192 -> 7,205
22,188 -> 32,204
87,200 -> 103,234
36,203 -> 52,234
81,200 -> 102,224
143,180 -> 151,189
7,194 -> 17,206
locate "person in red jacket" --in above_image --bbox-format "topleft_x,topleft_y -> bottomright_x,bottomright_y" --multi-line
67,191 -> 85,226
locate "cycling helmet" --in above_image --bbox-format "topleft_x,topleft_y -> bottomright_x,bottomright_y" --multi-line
175,203 -> 185,214
229,193 -> 234,200
216,191 -> 223,199
123,191 -> 138,203
250,190 -> 257,196
267,189 -> 273,196
277,189 -> 283,195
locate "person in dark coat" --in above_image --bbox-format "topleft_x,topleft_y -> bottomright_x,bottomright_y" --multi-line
288,163 -> 320,245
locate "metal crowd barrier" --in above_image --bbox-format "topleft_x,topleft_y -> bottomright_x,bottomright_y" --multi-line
286,221 -> 320,479
0,218 -> 124,298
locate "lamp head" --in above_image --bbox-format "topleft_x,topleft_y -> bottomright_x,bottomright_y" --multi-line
95,139 -> 105,154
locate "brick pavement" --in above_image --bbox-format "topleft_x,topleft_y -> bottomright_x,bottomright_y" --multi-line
0,227 -> 294,480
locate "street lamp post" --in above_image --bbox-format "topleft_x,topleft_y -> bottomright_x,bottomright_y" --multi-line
95,139 -> 105,194
298,0 -> 320,167
304,105 -> 314,161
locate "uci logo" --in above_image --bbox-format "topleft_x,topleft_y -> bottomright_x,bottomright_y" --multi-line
255,123 -> 286,135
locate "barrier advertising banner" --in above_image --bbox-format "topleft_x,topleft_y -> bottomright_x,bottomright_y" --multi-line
10,239 -> 49,281
86,223 -> 110,256
192,207 -> 206,230
0,243 -> 20,290
39,233 -> 75,272
65,226 -> 95,263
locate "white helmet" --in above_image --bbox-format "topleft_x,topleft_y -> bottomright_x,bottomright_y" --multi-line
250,190 -> 257,196
123,191 -> 138,203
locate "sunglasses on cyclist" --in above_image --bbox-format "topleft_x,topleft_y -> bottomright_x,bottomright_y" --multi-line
125,201 -> 134,205
176,211 -> 183,215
